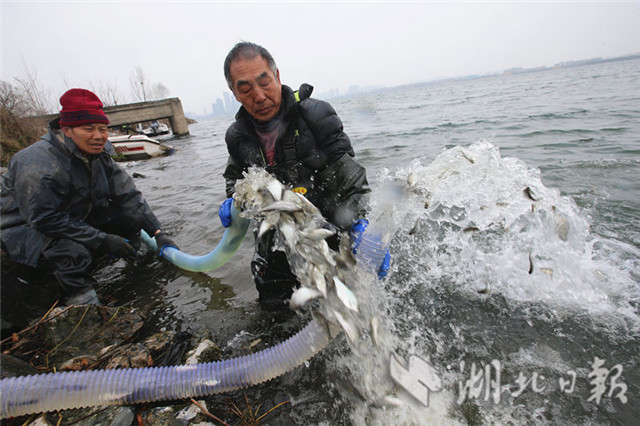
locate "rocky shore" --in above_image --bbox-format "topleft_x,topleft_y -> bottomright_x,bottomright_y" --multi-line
0,305 -> 277,425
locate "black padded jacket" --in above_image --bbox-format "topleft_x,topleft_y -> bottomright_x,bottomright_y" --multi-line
1,119 -> 161,267
223,84 -> 369,230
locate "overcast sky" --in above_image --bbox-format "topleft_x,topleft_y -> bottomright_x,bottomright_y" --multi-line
2,1 -> 639,115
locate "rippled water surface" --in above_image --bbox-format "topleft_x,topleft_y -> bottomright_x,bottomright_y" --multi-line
54,59 -> 640,424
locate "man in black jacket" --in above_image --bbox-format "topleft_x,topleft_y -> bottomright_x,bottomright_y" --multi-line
1,88 -> 177,306
218,42 -> 389,310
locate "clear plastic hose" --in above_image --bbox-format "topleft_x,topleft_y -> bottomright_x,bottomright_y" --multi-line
0,317 -> 331,418
0,201 -> 392,419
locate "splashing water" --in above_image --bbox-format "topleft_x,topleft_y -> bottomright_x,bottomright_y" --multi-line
389,141 -> 638,319
209,145 -> 637,424
330,141 -> 639,424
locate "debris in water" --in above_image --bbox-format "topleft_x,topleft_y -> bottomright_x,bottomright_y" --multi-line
528,253 -> 534,274
553,206 -> 570,241
523,186 -> 538,201
458,147 -> 476,163
409,218 -> 422,235
540,268 -> 554,276
477,283 -> 491,294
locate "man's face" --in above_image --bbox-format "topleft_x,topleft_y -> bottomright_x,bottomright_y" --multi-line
62,123 -> 109,155
229,56 -> 282,122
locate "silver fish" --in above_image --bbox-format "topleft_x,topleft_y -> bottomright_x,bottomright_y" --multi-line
310,265 -> 327,297
284,190 -> 319,215
458,147 -> 475,163
333,276 -> 359,312
257,213 -> 280,237
409,218 -> 422,235
301,227 -> 335,241
370,316 -> 380,347
278,219 -> 298,248
266,179 -> 283,201
290,287 -> 323,310
260,201 -> 302,213
334,311 -> 359,343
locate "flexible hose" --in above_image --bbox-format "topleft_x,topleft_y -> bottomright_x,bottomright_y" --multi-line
0,318 -> 331,418
0,204 -> 390,419
142,204 -> 250,272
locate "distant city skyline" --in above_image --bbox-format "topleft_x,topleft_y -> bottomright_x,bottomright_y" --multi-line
3,2 -> 637,115
188,52 -> 640,120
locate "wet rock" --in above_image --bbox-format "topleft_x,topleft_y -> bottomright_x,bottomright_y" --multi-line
185,339 -> 222,365
4,305 -> 144,370
145,331 -> 175,353
72,406 -> 135,426
5,306 -> 144,370
27,415 -> 51,426
105,342 -> 153,369
0,353 -> 38,378
59,354 -> 99,371
31,406 -> 135,426
140,402 -> 216,426
176,400 -> 211,422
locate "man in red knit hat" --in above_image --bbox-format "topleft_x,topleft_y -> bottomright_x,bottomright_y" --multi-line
1,89 -> 177,306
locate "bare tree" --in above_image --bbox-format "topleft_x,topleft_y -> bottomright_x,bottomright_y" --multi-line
148,82 -> 169,100
129,66 -> 148,102
92,79 -> 128,106
1,80 -> 45,165
0,80 -> 29,117
129,67 -> 171,102
12,59 -> 55,115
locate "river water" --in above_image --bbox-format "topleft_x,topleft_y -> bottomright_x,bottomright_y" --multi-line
88,59 -> 637,424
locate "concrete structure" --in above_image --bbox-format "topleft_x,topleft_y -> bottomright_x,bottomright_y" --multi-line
36,98 -> 190,136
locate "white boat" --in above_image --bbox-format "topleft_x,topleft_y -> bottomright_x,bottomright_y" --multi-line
143,122 -> 170,136
108,135 -> 174,161
135,121 -> 170,136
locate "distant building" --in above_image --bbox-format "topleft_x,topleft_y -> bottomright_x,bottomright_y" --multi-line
223,92 -> 240,114
212,98 -> 225,116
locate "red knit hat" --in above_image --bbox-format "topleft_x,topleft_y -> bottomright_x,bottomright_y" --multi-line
58,88 -> 109,126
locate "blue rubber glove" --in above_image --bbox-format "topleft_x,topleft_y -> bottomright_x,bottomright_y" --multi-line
350,219 -> 392,279
350,219 -> 369,255
378,250 -> 391,278
219,197 -> 233,228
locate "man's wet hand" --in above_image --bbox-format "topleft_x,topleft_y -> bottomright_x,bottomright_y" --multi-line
100,234 -> 136,258
155,232 -> 179,253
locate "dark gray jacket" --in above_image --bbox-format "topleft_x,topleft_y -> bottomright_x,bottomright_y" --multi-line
223,84 -> 369,230
1,120 -> 161,267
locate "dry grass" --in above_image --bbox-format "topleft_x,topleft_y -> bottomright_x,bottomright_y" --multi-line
1,109 -> 45,167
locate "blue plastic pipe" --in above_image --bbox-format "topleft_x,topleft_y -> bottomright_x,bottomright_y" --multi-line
142,204 -> 250,272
